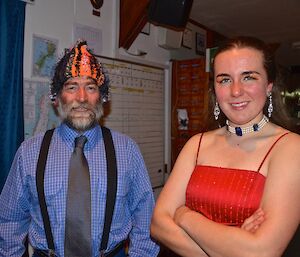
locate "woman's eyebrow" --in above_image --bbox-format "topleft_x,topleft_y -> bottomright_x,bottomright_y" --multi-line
216,73 -> 230,78
241,71 -> 261,75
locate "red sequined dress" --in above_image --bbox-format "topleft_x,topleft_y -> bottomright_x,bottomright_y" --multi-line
185,133 -> 288,227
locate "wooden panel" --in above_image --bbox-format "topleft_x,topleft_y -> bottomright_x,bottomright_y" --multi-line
119,0 -> 150,49
171,58 -> 209,167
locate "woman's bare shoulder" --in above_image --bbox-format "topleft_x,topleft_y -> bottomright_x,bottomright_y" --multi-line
268,127 -> 300,167
182,129 -> 220,151
272,127 -> 300,149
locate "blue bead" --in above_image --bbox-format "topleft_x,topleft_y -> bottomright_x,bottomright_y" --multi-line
253,123 -> 259,131
235,127 -> 242,136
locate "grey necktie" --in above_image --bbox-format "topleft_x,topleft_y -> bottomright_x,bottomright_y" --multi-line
65,135 -> 91,257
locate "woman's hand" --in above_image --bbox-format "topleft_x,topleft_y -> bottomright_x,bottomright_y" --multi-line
241,208 -> 265,233
175,205 -> 265,234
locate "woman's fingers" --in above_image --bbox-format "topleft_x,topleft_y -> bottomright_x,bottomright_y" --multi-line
241,208 -> 265,232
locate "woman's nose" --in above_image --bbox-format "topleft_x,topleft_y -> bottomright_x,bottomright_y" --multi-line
231,81 -> 243,97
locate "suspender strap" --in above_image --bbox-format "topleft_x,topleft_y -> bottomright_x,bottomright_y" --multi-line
36,127 -> 118,255
100,127 -> 118,252
36,129 -> 55,252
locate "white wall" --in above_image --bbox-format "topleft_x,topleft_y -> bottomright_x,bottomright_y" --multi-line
23,0 -> 204,197
24,0 -> 204,74
24,0 -> 118,78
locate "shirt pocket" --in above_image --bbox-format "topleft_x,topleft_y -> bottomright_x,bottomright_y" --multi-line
43,179 -> 64,223
31,174 -> 64,228
98,173 -> 130,229
44,179 -> 63,204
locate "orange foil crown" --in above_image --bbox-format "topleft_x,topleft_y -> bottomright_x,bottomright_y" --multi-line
68,44 -> 105,86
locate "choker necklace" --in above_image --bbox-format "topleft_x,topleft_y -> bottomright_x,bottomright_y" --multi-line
226,115 -> 269,136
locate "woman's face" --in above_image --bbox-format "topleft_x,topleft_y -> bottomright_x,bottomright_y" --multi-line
214,47 -> 273,126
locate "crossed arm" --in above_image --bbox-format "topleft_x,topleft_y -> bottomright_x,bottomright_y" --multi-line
151,133 -> 300,257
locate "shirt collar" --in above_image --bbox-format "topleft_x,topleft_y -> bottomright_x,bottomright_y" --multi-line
57,123 -> 101,150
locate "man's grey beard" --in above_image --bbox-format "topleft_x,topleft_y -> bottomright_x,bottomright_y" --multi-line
56,98 -> 103,132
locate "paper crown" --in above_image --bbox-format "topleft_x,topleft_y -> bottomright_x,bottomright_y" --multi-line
50,40 -> 109,102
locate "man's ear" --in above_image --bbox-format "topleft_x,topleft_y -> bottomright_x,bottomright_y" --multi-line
52,98 -> 59,108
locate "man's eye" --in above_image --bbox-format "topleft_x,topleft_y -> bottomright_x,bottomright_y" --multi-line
65,84 -> 77,90
86,84 -> 97,91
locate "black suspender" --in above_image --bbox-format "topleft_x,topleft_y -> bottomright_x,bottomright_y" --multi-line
36,127 -> 117,255
36,129 -> 55,253
100,127 -> 118,253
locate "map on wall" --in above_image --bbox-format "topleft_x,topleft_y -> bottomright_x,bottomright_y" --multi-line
32,35 -> 58,78
24,79 -> 60,139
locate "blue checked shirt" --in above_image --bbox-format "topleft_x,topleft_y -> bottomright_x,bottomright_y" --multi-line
0,124 -> 159,257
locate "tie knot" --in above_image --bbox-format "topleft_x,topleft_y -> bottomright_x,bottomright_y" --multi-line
74,135 -> 87,149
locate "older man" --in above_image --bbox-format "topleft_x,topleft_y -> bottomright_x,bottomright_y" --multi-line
0,40 -> 159,257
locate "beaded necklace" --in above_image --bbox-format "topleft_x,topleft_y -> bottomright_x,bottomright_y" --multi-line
226,115 -> 269,136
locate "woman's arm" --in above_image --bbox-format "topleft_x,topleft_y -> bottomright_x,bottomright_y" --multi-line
174,133 -> 300,257
151,132 -> 265,257
151,134 -> 210,257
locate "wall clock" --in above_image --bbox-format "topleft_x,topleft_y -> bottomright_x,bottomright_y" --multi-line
90,0 -> 103,10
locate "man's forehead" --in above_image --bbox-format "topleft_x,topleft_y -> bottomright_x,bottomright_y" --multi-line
64,76 -> 97,85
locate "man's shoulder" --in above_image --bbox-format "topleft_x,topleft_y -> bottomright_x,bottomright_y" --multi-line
21,130 -> 56,150
105,127 -> 129,139
104,127 -> 138,147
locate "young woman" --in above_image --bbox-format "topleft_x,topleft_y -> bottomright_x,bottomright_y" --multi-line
151,36 -> 300,257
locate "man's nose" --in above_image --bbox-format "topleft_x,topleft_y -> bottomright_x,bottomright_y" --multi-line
76,86 -> 87,102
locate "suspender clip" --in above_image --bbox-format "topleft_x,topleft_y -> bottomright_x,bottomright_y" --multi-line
49,249 -> 55,257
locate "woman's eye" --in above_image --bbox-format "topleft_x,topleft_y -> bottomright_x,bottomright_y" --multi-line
243,75 -> 257,81
244,76 -> 252,81
217,77 -> 231,84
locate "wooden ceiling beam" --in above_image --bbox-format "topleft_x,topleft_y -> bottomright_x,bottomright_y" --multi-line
119,0 -> 150,49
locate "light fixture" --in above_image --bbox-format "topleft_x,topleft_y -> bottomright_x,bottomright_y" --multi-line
124,49 -> 147,56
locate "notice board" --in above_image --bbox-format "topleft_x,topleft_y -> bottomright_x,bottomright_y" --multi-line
98,56 -> 165,188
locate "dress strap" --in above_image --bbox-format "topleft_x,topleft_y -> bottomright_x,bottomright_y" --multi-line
257,132 -> 289,172
195,133 -> 204,165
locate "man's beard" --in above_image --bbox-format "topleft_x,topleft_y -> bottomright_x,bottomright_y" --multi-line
57,99 -> 103,132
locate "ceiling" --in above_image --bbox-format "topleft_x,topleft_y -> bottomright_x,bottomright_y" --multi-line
189,0 -> 300,67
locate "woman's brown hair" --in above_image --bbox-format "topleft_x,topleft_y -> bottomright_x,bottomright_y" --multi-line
205,36 -> 295,132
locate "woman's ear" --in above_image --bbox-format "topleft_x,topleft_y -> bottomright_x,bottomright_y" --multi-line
266,82 -> 273,95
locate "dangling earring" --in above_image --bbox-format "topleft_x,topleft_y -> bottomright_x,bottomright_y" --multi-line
267,92 -> 273,118
214,102 -> 220,120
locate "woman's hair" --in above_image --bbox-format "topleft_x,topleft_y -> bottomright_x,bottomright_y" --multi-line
205,36 -> 295,131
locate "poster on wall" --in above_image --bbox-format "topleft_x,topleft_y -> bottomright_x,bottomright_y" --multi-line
182,28 -> 193,49
32,35 -> 58,79
205,46 -> 219,72
195,29 -> 207,56
24,79 -> 60,139
73,23 -> 102,55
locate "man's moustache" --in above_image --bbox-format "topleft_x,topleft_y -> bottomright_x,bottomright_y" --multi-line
70,104 -> 93,111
